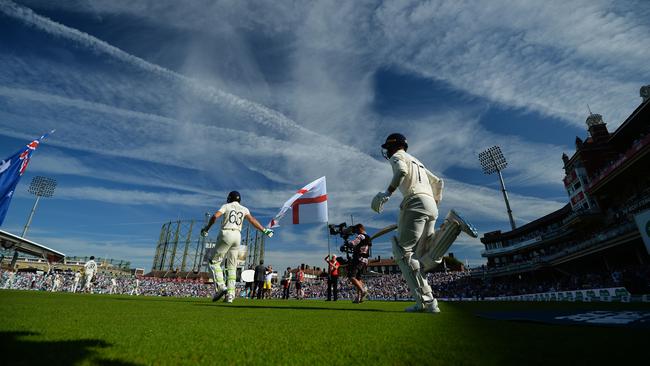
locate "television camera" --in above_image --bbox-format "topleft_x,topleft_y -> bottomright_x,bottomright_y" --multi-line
328,222 -> 359,265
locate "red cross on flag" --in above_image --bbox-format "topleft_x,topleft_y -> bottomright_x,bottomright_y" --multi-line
268,176 -> 328,228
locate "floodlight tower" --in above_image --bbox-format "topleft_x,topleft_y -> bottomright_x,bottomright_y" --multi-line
478,146 -> 516,230
22,176 -> 57,238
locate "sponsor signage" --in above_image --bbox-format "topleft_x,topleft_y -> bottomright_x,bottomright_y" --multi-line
634,209 -> 650,254
489,287 -> 631,303
478,310 -> 650,328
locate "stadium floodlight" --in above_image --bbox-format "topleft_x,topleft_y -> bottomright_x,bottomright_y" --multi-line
21,176 -> 57,238
478,146 -> 516,230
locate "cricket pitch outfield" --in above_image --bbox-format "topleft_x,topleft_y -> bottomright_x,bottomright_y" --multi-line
1,290 -> 647,365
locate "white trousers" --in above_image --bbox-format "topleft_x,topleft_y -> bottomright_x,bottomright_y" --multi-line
398,194 -> 438,252
84,274 -> 94,292
395,194 -> 462,307
209,229 -> 241,296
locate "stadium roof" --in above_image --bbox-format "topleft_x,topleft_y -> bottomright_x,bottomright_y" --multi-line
481,204 -> 572,243
0,229 -> 65,263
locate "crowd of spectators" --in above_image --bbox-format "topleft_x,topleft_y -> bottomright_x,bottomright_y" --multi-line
2,263 -> 648,301
0,270 -> 212,297
487,188 -> 650,272
462,263 -> 650,298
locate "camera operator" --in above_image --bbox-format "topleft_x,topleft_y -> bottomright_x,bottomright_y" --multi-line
324,254 -> 340,301
346,224 -> 371,303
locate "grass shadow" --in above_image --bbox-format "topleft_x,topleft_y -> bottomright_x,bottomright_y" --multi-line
0,331 -> 141,366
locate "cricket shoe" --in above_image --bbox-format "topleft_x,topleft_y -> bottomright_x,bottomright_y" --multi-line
212,288 -> 227,302
448,209 -> 478,238
423,299 -> 441,314
405,300 -> 440,314
224,294 -> 234,303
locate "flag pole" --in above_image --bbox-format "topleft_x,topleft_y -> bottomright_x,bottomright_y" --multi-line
326,221 -> 331,256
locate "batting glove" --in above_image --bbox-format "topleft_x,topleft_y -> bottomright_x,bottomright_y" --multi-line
371,191 -> 391,213
263,228 -> 274,238
200,227 -> 209,237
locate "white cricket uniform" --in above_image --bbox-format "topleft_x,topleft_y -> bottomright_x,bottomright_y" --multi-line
72,272 -> 81,292
130,278 -> 140,295
51,274 -> 61,292
84,260 -> 97,292
110,278 -> 117,294
209,202 -> 250,297
387,150 -> 460,308
390,150 -> 442,249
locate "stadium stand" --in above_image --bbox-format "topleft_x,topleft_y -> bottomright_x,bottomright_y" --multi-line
476,86 -> 650,297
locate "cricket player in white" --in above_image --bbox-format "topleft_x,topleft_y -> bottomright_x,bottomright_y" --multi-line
130,277 -> 140,296
72,271 -> 81,292
372,133 -> 478,313
83,256 -> 98,293
51,273 -> 61,292
201,191 -> 273,303
110,277 -> 118,294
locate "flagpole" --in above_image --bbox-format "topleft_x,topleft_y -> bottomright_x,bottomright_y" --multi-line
326,222 -> 331,256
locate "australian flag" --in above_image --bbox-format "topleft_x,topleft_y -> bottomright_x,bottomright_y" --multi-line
0,131 -> 53,226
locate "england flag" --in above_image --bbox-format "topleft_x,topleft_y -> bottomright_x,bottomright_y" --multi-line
268,177 -> 328,228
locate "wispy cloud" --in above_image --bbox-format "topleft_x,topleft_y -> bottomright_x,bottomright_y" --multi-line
40,236 -> 155,266
0,1 -> 330,141
374,0 -> 649,126
3,0 -> 641,269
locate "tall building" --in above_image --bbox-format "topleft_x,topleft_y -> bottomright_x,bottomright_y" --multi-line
478,85 -> 650,282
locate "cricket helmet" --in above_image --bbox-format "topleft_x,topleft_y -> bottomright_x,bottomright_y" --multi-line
381,133 -> 408,159
227,191 -> 241,203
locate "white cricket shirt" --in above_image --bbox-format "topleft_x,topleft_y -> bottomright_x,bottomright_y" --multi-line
390,150 -> 443,202
218,202 -> 250,232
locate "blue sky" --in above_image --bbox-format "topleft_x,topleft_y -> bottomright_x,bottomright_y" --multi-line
1,0 -> 648,271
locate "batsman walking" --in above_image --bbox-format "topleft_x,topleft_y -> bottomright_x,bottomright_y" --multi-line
372,133 -> 478,313
201,191 -> 273,303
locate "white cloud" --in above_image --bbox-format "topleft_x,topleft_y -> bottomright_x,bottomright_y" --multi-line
4,0 -> 640,268
440,179 -> 566,225
374,0 -> 649,126
6,225 -> 156,267
55,186 -> 213,207
42,236 -> 155,266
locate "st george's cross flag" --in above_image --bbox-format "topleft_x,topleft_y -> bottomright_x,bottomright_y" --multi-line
0,131 -> 53,226
268,177 -> 328,228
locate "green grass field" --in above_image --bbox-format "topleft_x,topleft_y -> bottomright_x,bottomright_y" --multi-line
1,290 -> 647,365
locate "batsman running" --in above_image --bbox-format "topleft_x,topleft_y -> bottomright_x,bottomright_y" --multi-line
372,133 -> 478,313
201,191 -> 273,303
